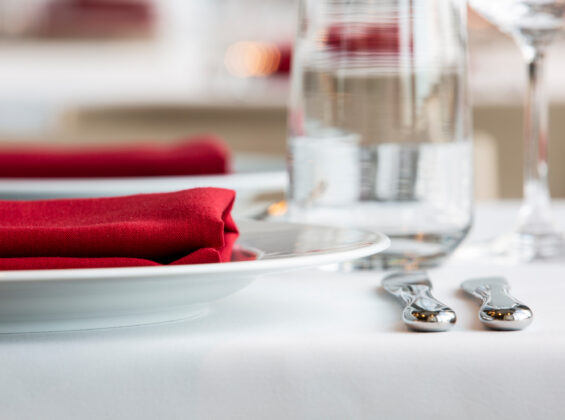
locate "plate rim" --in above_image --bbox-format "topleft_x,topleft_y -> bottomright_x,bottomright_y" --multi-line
0,227 -> 390,282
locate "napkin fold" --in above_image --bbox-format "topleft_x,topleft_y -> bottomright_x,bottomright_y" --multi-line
0,188 -> 238,270
0,136 -> 230,178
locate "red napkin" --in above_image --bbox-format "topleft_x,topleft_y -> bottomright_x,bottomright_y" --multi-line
0,188 -> 238,270
0,136 -> 230,178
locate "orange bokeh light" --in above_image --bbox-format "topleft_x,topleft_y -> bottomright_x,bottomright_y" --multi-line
225,41 -> 281,78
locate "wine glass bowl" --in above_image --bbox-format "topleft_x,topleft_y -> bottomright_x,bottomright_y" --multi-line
470,1 -> 565,26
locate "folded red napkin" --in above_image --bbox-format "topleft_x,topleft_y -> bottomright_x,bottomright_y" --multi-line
0,136 -> 230,178
0,188 -> 238,270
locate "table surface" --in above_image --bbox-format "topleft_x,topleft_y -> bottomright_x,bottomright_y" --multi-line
2,202 -> 565,420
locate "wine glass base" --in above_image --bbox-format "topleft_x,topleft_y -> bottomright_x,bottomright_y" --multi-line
458,231 -> 565,264
509,231 -> 565,261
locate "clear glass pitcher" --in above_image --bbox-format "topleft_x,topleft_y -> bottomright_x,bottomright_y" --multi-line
287,0 -> 473,269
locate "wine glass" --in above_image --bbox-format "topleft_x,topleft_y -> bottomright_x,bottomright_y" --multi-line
470,0 -> 565,261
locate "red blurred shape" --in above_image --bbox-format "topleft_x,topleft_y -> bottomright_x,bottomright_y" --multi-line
324,23 -> 409,53
37,0 -> 155,39
275,43 -> 292,74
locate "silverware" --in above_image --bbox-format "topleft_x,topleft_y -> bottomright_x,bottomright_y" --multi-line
461,277 -> 533,331
382,271 -> 456,332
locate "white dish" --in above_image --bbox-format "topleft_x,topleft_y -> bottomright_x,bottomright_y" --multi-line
0,219 -> 389,333
0,170 -> 286,199
0,154 -> 287,213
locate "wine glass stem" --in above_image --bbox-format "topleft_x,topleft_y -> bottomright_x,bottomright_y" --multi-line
517,44 -> 555,236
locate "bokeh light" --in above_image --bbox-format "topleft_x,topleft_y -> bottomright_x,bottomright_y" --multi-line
224,41 -> 282,78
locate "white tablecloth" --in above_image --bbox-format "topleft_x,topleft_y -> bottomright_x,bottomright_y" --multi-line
2,202 -> 565,420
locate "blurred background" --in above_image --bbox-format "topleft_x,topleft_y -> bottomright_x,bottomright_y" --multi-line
0,0 -> 564,200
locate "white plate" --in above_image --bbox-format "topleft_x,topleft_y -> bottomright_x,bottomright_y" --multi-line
0,171 -> 286,198
0,171 -> 286,217
0,219 -> 389,333
0,154 -> 287,210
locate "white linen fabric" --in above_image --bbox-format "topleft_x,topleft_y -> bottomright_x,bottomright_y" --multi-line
1,202 -> 564,420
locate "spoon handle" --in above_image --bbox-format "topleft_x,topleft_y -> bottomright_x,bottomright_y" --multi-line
461,277 -> 533,331
382,271 -> 456,332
